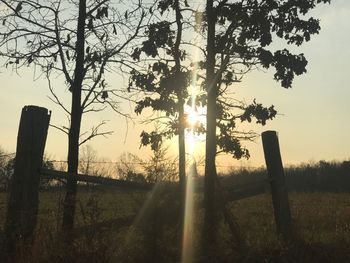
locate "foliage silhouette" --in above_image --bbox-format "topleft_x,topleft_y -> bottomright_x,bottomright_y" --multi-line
202,0 -> 330,258
0,0 -> 146,238
129,0 -> 191,192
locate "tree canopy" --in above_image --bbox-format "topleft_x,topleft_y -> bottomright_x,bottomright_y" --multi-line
201,0 -> 331,258
0,0 -> 147,238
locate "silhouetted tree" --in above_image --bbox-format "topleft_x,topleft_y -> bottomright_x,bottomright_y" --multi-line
0,148 -> 12,190
143,142 -> 178,182
129,0 -> 192,193
116,152 -> 146,183
79,145 -> 98,175
202,0 -> 331,259
1,155 -> 54,189
0,0 -> 146,239
127,1 -> 332,256
78,144 -> 113,177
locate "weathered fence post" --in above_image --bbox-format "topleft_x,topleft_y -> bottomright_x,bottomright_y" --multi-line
3,105 -> 51,257
262,130 -> 293,242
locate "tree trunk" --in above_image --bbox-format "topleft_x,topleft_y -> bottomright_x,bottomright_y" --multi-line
173,1 -> 187,258
62,0 -> 86,240
174,0 -> 186,194
62,101 -> 82,236
203,0 -> 218,260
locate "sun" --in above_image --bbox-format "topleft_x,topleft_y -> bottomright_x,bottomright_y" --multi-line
184,104 -> 206,128
186,106 -> 200,127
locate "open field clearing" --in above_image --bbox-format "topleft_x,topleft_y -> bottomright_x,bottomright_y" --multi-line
1,189 -> 350,262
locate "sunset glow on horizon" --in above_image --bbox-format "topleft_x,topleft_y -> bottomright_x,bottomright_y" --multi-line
0,1 -> 349,169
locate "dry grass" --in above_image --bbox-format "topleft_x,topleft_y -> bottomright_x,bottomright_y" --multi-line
1,188 -> 350,262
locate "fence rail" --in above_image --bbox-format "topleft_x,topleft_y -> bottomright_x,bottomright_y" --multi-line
224,180 -> 270,201
40,168 -> 270,203
40,168 -> 153,190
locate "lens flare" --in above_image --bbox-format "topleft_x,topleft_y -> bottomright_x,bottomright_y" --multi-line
185,104 -> 207,130
187,107 -> 199,127
181,157 -> 196,263
182,109 -> 198,263
181,7 -> 204,263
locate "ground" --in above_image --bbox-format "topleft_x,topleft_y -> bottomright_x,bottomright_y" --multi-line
1,188 -> 350,262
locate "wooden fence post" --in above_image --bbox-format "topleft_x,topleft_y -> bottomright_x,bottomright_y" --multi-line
262,130 -> 293,242
3,105 -> 51,256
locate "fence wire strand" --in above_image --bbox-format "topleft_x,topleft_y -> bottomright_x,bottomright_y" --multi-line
0,152 -> 261,170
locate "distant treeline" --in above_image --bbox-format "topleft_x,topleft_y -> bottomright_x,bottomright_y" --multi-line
225,160 -> 350,192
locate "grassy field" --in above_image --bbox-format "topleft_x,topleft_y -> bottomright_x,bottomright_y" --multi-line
1,187 -> 350,262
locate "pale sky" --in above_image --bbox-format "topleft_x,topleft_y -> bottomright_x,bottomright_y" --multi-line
1,0 -> 349,170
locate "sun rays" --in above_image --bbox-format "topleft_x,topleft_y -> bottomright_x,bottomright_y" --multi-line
182,9 -> 204,260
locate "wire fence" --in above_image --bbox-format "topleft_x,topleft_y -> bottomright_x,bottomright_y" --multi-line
1,151 -> 263,174
47,158 -> 262,171
9,150 -> 348,172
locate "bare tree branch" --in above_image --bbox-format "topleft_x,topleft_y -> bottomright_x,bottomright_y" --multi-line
79,121 -> 114,146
